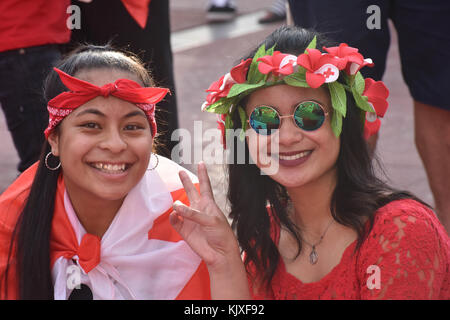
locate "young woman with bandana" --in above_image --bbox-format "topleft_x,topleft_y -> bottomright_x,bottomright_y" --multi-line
0,45 -> 210,300
170,26 -> 450,300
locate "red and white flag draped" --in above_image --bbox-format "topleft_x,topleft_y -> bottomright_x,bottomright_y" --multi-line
0,157 -> 211,300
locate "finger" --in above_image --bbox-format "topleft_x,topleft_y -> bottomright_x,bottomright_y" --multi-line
172,201 -> 217,227
198,162 -> 215,200
169,211 -> 183,231
178,170 -> 200,203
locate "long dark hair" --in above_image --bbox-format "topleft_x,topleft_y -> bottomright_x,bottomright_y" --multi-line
3,44 -> 155,299
227,26 -> 428,290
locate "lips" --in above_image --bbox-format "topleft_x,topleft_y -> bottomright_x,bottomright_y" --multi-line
88,162 -> 131,174
274,150 -> 313,167
278,150 -> 312,160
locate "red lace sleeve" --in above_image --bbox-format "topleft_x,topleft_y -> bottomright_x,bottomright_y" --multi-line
358,199 -> 450,300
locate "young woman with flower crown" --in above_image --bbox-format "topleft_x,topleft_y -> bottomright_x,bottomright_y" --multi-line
0,45 -> 211,299
170,26 -> 450,299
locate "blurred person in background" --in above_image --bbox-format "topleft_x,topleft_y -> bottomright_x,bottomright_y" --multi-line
288,0 -> 450,233
0,0 -> 71,172
206,0 -> 237,22
259,0 -> 287,24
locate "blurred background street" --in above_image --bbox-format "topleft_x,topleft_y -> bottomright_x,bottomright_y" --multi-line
0,0 -> 433,214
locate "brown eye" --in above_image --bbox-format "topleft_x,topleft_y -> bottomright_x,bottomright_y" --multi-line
81,122 -> 100,129
124,124 -> 144,131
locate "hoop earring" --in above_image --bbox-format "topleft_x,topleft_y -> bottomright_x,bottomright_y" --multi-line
45,152 -> 61,171
147,153 -> 159,171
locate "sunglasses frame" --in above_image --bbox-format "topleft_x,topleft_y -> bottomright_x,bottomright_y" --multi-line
247,100 -> 329,135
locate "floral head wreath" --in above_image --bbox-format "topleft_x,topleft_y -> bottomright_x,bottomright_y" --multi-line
201,37 -> 389,148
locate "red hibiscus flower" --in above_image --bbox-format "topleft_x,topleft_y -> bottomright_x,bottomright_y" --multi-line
230,58 -> 252,83
345,55 -> 373,76
363,78 -> 389,117
257,51 -> 297,77
324,43 -> 360,59
362,78 -> 389,139
363,113 -> 381,140
324,43 -> 374,75
216,113 -> 227,148
297,48 -> 346,88
203,59 -> 252,110
203,74 -> 233,108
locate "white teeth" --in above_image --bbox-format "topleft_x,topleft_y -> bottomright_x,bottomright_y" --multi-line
92,163 -> 127,172
278,150 -> 312,160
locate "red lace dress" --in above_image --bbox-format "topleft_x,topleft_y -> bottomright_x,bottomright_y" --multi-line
249,199 -> 450,299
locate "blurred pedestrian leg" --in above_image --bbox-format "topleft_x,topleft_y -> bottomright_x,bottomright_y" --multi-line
414,101 -> 450,234
0,0 -> 70,172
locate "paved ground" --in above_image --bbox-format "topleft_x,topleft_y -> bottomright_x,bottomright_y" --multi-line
0,1 -> 433,214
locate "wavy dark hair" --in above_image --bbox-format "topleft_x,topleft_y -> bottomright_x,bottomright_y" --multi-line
3,44 -> 155,299
227,26 -> 428,290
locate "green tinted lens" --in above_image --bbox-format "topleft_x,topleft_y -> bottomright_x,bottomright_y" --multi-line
249,106 -> 280,135
294,101 -> 325,131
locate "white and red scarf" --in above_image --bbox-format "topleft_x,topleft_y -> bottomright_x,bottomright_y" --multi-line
0,157 -> 210,300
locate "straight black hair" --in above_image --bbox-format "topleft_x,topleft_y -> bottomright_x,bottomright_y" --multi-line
3,44 -> 156,299
227,26 -> 428,291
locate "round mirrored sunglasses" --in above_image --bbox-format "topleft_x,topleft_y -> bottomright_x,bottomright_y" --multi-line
248,101 -> 329,135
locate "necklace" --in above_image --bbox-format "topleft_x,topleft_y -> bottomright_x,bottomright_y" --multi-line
301,218 -> 334,265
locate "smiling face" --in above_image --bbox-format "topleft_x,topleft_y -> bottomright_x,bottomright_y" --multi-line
48,68 -> 153,203
245,84 -> 340,189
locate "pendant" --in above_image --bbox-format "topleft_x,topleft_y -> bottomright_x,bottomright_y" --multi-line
309,246 -> 318,265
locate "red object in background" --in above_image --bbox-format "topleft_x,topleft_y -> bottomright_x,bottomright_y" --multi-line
121,0 -> 152,29
0,0 -> 71,52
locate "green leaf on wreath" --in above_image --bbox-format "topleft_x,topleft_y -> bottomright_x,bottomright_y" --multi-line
352,86 -> 375,113
225,113 -> 233,130
206,101 -> 231,114
328,81 -> 347,117
284,73 -> 309,87
266,44 -> 275,57
227,81 -> 265,98
247,44 -> 267,84
354,71 -> 365,95
238,106 -> 248,141
331,110 -> 343,137
305,36 -> 317,52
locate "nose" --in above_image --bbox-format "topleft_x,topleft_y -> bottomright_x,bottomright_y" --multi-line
276,116 -> 305,146
98,128 -> 127,153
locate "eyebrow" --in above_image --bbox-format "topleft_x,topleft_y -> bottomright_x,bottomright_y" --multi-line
123,110 -> 147,119
75,108 -> 147,119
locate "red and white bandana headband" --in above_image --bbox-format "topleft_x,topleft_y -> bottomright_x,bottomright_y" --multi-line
44,67 -> 170,138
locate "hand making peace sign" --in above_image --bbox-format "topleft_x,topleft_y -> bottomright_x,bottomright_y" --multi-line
170,162 -> 251,299
169,162 -> 241,272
